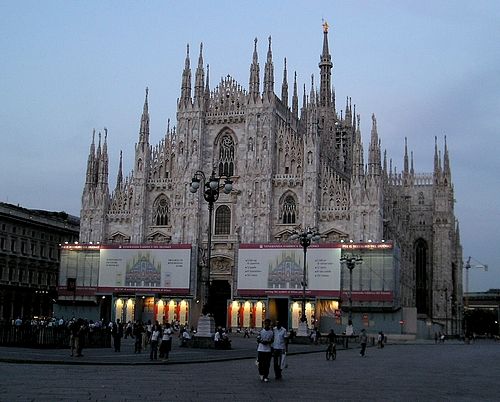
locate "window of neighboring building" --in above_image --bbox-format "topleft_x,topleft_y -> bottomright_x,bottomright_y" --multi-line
281,196 -> 297,224
0,238 -> 5,250
40,245 -> 46,258
10,239 -> 17,252
215,205 -> 231,235
31,243 -> 36,256
12,226 -> 16,234
21,241 -> 26,254
218,134 -> 235,177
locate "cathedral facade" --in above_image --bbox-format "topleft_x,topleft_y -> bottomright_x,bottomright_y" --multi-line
78,26 -> 462,335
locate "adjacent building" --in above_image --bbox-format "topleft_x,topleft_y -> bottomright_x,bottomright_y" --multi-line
0,202 -> 79,322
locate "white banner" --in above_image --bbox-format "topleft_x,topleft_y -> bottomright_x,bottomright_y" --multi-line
237,244 -> 341,294
98,245 -> 191,291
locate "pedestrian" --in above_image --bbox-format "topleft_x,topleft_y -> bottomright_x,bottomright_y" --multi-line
272,320 -> 288,380
150,323 -> 161,361
68,319 -> 78,357
159,323 -> 173,360
377,331 -> 385,348
75,319 -> 86,357
133,321 -> 144,353
112,319 -> 124,352
244,328 -> 250,338
359,328 -> 368,357
145,319 -> 152,346
257,318 -> 274,382
124,321 -> 133,339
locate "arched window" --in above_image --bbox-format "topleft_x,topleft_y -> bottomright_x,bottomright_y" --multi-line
154,197 -> 170,226
215,205 -> 231,235
218,135 -> 235,177
415,239 -> 428,314
281,195 -> 297,224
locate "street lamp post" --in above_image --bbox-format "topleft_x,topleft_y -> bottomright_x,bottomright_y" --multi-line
340,253 -> 363,323
190,170 -> 232,334
290,228 -> 321,336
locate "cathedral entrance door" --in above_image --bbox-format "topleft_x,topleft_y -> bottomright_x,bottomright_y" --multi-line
209,280 -> 231,328
268,297 -> 289,330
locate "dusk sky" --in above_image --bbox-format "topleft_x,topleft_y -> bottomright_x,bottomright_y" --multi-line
1,1 -> 499,292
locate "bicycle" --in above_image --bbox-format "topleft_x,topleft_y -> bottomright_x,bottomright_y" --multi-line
326,342 -> 337,360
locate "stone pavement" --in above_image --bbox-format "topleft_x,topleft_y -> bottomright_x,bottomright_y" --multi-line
1,336 -> 498,401
0,333 -> 326,365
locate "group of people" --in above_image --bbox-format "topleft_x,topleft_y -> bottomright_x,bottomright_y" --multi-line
109,318 -> 190,360
214,327 -> 231,349
256,319 -> 288,383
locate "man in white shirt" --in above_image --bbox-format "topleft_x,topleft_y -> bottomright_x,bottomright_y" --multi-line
257,319 -> 274,382
271,320 -> 288,380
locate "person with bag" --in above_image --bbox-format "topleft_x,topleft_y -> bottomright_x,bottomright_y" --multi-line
257,318 -> 274,382
271,320 -> 288,380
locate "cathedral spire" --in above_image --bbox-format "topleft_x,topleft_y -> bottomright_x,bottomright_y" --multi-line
94,131 -> 102,185
205,64 -> 210,100
309,74 -> 315,106
180,44 -> 192,108
302,83 -> 307,109
98,127 -> 109,187
352,114 -> 364,178
443,135 -> 451,181
115,150 -> 123,192
194,43 -> 205,105
404,137 -> 409,175
85,129 -> 96,186
319,20 -> 333,108
249,38 -> 260,101
263,36 -> 274,99
433,136 -> 441,181
292,71 -> 298,118
139,87 -> 150,145
383,149 -> 387,176
368,113 -> 381,176
281,58 -> 288,108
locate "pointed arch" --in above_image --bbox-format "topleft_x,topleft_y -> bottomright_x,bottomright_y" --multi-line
415,238 -> 429,314
153,194 -> 170,226
279,192 -> 298,224
215,128 -> 236,177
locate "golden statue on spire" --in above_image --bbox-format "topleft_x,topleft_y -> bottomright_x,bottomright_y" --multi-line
322,19 -> 329,33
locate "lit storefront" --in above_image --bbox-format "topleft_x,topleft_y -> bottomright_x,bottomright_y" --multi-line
231,242 -> 399,332
233,243 -> 342,331
58,244 -> 194,325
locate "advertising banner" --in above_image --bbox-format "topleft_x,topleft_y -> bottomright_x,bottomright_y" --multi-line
237,244 -> 341,296
98,244 -> 191,293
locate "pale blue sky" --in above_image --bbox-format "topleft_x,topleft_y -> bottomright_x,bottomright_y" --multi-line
1,1 -> 499,291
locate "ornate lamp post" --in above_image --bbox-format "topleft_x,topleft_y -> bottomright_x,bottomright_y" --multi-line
190,170 -> 233,316
340,253 -> 363,322
290,228 -> 321,335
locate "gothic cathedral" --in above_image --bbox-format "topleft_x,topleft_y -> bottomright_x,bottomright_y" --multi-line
79,25 -> 462,332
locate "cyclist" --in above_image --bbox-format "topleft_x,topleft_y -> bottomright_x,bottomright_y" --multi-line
326,329 -> 337,360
